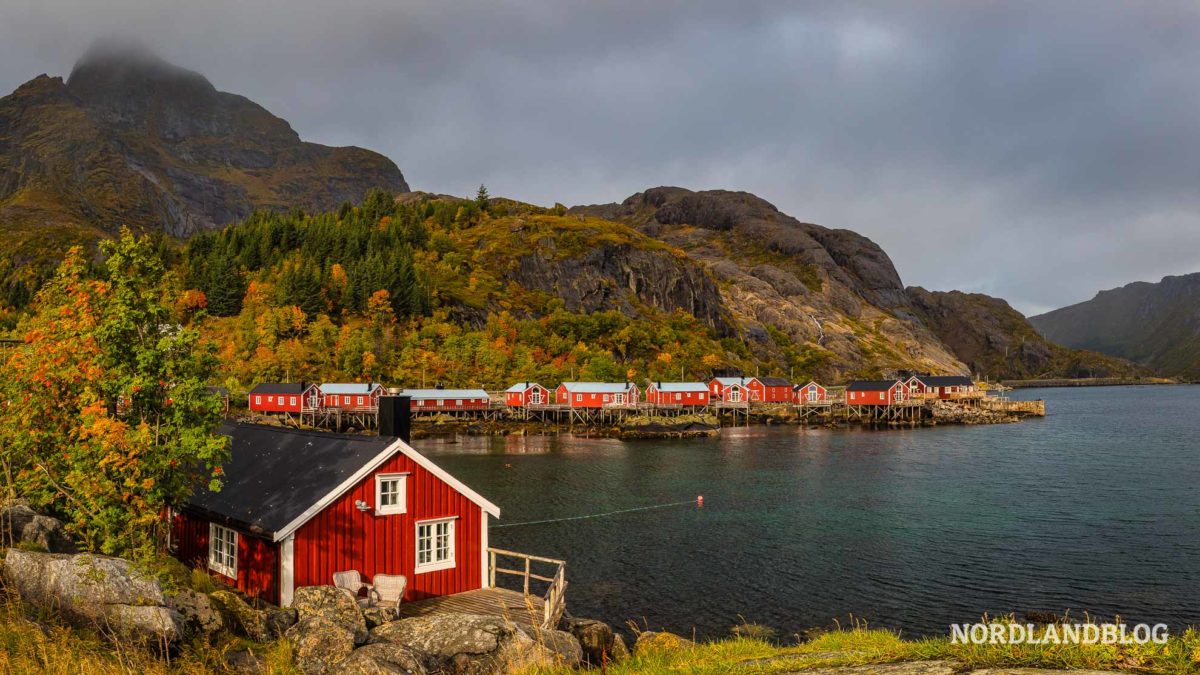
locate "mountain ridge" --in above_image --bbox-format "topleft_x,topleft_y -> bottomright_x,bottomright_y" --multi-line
0,42 -> 407,293
1030,272 -> 1200,379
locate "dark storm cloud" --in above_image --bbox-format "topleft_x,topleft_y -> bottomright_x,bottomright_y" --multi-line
3,1 -> 1199,314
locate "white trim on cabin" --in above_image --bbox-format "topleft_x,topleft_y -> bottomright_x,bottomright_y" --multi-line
480,510 -> 490,589
272,438 -> 501,543
280,535 -> 295,607
415,516 -> 457,573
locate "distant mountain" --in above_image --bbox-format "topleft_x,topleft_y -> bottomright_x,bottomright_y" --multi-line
906,288 -> 1147,380
0,41 -> 407,289
572,187 -> 969,380
1030,273 -> 1200,379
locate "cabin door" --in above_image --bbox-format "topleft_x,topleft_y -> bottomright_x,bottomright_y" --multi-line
530,389 -> 542,404
729,388 -> 741,402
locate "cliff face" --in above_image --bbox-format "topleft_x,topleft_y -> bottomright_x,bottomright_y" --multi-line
0,42 -> 407,280
907,287 -> 1147,380
572,187 -> 967,379
1030,273 -> 1200,379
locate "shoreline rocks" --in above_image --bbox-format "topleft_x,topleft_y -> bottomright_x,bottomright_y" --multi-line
2,549 -> 221,645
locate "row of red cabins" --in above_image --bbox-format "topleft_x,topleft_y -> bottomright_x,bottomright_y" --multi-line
248,375 -> 978,416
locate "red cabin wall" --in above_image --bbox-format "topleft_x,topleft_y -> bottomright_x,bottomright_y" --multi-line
557,388 -> 637,408
648,388 -> 708,405
291,453 -> 484,602
411,397 -> 490,412
845,386 -> 899,406
172,511 -> 280,604
323,390 -> 380,412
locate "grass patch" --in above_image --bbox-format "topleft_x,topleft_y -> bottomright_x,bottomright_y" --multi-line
525,620 -> 1200,674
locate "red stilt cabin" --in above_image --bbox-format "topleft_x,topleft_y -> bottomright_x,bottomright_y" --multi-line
172,399 -> 500,606
320,383 -> 383,412
248,382 -> 320,414
645,382 -> 710,407
793,381 -> 828,404
504,382 -> 551,407
844,380 -> 907,406
556,382 -> 639,408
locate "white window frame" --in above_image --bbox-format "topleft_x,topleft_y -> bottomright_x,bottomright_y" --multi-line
357,396 -> 364,405
415,517 -> 457,573
575,394 -> 582,402
375,473 -> 408,515
254,395 -> 262,405
208,523 -> 238,578
675,392 -> 682,401
290,396 -> 297,406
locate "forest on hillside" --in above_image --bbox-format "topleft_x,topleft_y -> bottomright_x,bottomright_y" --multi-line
171,190 -> 761,392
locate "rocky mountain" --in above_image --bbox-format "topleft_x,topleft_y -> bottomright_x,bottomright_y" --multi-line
0,41 -> 407,285
907,288 -> 1147,380
571,187 -> 968,380
1030,273 -> 1200,379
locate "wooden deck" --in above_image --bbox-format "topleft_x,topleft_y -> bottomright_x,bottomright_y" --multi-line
395,588 -> 546,627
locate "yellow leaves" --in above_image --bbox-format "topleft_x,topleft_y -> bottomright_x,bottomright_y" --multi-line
330,263 -> 348,288
657,352 -> 673,363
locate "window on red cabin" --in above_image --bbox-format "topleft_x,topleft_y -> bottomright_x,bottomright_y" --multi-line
208,523 -> 237,578
357,396 -> 364,405
290,396 -> 297,406
416,518 -> 456,572
254,395 -> 261,405
376,474 -> 407,515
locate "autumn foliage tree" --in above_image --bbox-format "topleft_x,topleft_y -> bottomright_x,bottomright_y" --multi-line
0,229 -> 228,559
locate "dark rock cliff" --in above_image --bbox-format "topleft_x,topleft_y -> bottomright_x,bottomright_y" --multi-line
0,41 -> 408,267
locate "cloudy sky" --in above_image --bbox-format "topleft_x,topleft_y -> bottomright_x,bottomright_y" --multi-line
3,1 -> 1199,315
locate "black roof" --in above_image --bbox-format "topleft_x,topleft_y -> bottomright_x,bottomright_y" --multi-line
248,382 -> 309,395
846,380 -> 899,391
914,375 -> 975,387
758,377 -> 792,387
187,423 -> 394,536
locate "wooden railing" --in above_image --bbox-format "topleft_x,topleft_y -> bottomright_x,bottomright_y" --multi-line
488,547 -> 567,629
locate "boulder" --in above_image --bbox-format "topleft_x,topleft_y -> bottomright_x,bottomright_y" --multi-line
286,616 -> 357,675
292,585 -> 368,645
2,549 -> 191,644
371,612 -> 571,674
524,626 -> 582,667
165,587 -> 223,637
0,502 -> 76,553
611,633 -> 630,661
363,606 -> 396,630
335,642 -> 428,674
210,590 -> 294,641
634,630 -> 695,654
560,617 -> 621,666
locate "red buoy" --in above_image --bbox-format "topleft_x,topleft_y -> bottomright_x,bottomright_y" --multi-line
697,495 -> 704,507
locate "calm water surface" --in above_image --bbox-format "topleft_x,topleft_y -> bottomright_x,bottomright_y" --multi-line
413,386 -> 1200,638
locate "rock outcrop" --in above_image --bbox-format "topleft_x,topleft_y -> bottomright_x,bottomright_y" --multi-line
560,616 -> 627,665
209,589 -> 296,642
0,502 -> 75,553
572,188 -> 968,380
287,616 -> 359,675
292,585 -> 369,645
335,641 -> 429,674
1,549 -> 220,644
370,612 -> 580,674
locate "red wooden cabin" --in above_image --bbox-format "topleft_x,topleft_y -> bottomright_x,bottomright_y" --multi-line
913,375 -> 977,399
320,383 -> 383,412
401,389 -> 491,412
556,382 -> 639,408
845,380 -> 907,406
504,382 -> 551,407
248,382 -> 319,414
793,381 -> 828,404
709,376 -> 792,402
172,408 -> 499,606
645,382 -> 710,407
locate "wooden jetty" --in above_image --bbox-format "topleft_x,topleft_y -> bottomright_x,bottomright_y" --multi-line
398,547 -> 567,630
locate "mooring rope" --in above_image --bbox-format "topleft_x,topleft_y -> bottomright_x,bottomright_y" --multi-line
492,499 -> 700,529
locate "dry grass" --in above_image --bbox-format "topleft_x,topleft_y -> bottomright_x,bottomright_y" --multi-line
0,591 -> 298,674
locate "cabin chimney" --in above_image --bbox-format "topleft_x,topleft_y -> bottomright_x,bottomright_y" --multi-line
379,395 -> 411,443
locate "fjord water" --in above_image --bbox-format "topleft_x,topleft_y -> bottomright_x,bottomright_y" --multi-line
413,386 -> 1200,638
